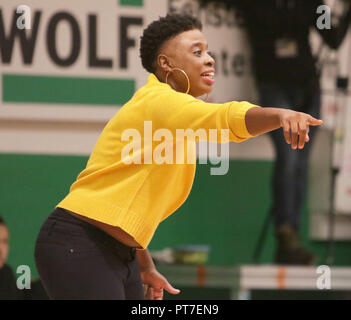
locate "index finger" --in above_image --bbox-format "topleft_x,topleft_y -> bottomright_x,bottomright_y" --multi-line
308,116 -> 323,126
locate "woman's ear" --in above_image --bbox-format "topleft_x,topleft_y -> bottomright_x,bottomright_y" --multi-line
157,54 -> 173,73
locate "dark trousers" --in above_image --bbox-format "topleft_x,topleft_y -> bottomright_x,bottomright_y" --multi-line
257,81 -> 321,230
34,207 -> 145,300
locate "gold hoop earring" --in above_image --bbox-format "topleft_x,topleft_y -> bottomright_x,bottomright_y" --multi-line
165,68 -> 190,94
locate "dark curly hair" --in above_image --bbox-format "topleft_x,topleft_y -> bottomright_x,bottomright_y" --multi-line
140,14 -> 203,73
0,215 -> 6,226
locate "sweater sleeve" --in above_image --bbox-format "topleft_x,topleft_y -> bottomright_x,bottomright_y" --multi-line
145,87 -> 258,143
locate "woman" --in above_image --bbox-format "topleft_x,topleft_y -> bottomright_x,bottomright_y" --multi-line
34,14 -> 323,300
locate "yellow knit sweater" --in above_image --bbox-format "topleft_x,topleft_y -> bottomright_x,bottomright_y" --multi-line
57,73 -> 257,248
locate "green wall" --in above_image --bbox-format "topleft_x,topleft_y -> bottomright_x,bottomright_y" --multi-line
1,153 -> 351,279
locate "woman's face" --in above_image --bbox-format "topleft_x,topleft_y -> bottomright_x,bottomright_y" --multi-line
157,29 -> 215,97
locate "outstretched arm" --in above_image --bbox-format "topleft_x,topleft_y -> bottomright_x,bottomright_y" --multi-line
245,107 -> 324,149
